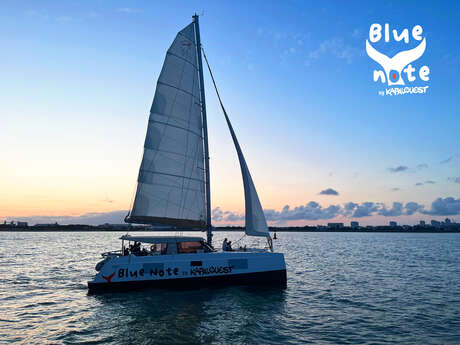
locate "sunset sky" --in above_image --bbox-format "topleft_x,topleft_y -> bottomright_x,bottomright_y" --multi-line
1,1 -> 459,226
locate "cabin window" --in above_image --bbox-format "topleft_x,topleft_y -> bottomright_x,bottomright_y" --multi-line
150,243 -> 167,255
177,241 -> 204,254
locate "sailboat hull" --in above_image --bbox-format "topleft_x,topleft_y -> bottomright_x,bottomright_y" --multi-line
87,251 -> 286,293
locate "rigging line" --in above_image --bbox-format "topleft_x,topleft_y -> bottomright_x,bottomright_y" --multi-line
202,46 -> 254,218
201,47 -> 245,160
201,48 -> 228,118
233,234 -> 247,246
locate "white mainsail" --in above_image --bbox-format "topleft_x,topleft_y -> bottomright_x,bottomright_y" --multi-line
128,22 -> 206,228
202,51 -> 270,238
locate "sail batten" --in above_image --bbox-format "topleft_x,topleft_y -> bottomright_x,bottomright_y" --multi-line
128,22 -> 206,227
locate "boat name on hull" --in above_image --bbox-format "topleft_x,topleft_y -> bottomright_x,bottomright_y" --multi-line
115,265 -> 235,280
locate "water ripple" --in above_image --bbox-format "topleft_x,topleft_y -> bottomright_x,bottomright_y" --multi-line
0,232 -> 459,344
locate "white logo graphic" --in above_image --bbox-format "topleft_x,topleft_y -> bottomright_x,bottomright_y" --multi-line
366,24 -> 430,96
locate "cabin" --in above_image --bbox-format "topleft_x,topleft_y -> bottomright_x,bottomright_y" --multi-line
119,235 -> 214,256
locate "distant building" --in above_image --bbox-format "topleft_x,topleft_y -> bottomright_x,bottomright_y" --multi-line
16,221 -> 28,227
445,218 -> 452,224
420,220 -> 426,226
389,221 -> 397,227
431,220 -> 441,227
350,221 -> 359,228
327,222 -> 344,229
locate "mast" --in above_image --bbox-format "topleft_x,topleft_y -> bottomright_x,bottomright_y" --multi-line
193,14 -> 213,245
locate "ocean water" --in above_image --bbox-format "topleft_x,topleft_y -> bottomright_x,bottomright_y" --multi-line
0,231 -> 459,345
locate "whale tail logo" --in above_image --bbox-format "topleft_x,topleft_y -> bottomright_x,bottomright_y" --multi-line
366,38 -> 426,85
102,272 -> 116,283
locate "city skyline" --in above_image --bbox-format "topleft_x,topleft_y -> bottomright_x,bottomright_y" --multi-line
1,1 -> 459,226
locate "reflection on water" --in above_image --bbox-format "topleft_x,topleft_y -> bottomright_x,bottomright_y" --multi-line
0,231 -> 459,344
91,287 -> 287,345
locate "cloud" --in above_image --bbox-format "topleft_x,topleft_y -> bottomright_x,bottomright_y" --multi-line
223,211 -> 245,222
448,177 -> 460,184
343,202 -> 358,216
388,165 -> 409,173
211,207 -> 224,221
116,8 -> 141,14
421,197 -> 460,216
341,201 -> 424,218
24,10 -> 77,22
319,188 -> 339,196
440,156 -> 453,164
304,37 -> 361,66
10,197 -> 458,226
405,202 -> 424,215
391,187 -> 401,191
378,202 -> 403,217
264,203 -> 342,222
349,202 -> 379,218
417,163 -> 429,169
416,180 -> 436,186
7,211 -> 128,226
211,207 -> 244,222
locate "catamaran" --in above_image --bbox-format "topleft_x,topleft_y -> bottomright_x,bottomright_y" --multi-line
87,14 -> 287,292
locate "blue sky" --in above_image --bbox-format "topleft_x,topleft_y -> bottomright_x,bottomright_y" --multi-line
1,0 -> 459,225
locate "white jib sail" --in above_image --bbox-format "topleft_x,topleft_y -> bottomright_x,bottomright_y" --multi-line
129,23 -> 206,228
225,116 -> 270,237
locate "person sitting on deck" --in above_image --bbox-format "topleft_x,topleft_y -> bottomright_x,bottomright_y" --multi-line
223,240 -> 233,251
131,241 -> 141,255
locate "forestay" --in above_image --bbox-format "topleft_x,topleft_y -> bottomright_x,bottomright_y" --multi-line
202,50 -> 270,238
127,23 -> 206,228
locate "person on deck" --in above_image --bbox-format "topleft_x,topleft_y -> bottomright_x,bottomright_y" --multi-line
131,241 -> 141,255
222,238 -> 229,251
